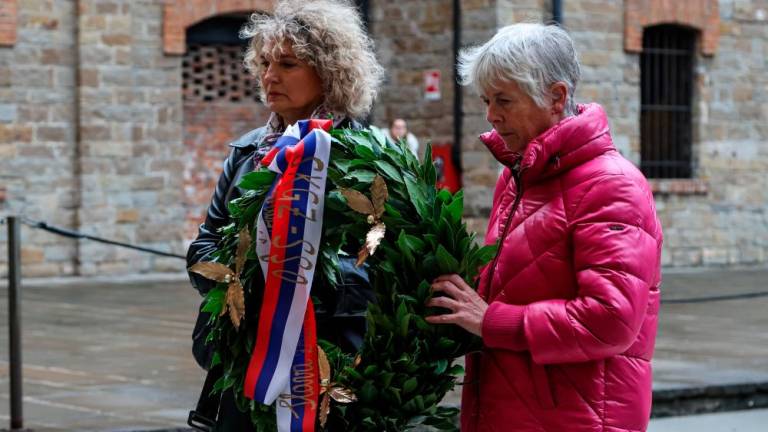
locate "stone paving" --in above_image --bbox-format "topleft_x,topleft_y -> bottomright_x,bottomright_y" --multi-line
0,267 -> 767,431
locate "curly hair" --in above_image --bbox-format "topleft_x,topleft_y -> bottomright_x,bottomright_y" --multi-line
241,0 -> 384,120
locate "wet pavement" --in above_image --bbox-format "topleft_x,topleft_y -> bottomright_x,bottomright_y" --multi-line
0,267 -> 767,431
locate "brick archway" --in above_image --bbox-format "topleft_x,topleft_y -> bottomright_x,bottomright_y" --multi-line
0,0 -> 17,46
163,0 -> 274,55
624,0 -> 719,55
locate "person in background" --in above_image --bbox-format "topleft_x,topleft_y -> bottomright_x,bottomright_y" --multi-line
425,23 -> 663,432
386,117 -> 420,156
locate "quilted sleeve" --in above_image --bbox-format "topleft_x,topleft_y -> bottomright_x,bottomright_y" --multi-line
490,174 -> 661,364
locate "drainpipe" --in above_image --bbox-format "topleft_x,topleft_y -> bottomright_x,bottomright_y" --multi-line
73,0 -> 83,275
452,0 -> 463,187
552,0 -> 563,24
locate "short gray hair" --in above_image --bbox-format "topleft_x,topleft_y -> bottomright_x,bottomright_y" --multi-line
458,23 -> 581,116
241,0 -> 384,119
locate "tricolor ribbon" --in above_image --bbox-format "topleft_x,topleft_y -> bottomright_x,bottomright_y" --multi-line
244,119 -> 333,432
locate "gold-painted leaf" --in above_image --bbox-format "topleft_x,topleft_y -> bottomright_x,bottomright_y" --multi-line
319,393 -> 330,427
371,175 -> 389,219
365,223 -> 386,256
189,262 -> 234,283
341,188 -> 374,216
226,279 -> 245,329
235,228 -> 252,275
355,245 -> 369,268
318,346 -> 331,390
329,386 -> 357,403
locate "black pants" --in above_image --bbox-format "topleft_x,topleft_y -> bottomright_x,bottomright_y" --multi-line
216,391 -> 257,431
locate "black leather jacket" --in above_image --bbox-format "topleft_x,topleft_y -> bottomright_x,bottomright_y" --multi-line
187,124 -> 373,369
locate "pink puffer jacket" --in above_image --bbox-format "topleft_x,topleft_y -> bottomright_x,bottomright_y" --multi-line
461,104 -> 663,432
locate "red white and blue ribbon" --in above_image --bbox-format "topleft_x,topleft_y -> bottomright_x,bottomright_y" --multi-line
244,119 -> 333,431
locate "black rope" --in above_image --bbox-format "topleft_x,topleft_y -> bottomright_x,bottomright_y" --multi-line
14,216 -> 185,260
5,217 -> 767,300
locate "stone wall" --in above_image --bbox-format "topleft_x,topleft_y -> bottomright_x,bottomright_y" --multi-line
654,0 -> 768,266
75,0 -> 185,275
370,0 -> 456,150
562,0 -> 767,266
0,0 -> 78,277
0,0 -> 187,277
370,0 -> 767,267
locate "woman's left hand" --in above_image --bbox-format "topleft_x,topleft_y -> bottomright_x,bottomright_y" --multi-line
425,274 -> 488,337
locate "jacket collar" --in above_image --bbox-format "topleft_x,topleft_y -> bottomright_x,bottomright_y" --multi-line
480,103 -> 614,183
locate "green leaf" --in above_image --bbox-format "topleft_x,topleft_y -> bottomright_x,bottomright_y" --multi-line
238,170 -> 276,190
370,125 -> 388,146
374,160 -> 404,182
403,377 -> 418,394
364,364 -> 379,377
202,288 -> 225,315
344,169 -> 376,184
359,381 -> 378,402
436,188 -> 452,204
475,243 -> 499,264
435,245 -> 460,274
444,191 -> 464,225
434,359 -> 448,374
404,175 -> 430,219
210,351 -> 222,368
354,144 -> 377,160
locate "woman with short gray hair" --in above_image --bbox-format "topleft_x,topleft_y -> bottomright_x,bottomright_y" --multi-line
426,23 -> 663,431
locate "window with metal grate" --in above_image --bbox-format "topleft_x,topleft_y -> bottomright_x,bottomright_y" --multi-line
640,25 -> 697,179
182,15 -> 259,104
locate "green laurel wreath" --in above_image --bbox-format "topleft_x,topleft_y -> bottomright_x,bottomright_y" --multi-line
196,126 -> 497,431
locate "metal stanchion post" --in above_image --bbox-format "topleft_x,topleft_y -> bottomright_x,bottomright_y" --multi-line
7,216 -> 24,430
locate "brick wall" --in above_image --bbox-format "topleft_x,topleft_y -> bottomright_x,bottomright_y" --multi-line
163,0 -> 274,54
182,102 -> 269,241
0,0 -> 16,46
625,0 -> 720,55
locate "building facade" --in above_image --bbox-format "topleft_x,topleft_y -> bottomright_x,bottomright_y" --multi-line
0,0 -> 766,277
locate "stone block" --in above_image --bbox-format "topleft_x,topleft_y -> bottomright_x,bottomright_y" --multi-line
0,104 -> 17,122
36,126 -> 68,142
116,209 -> 140,224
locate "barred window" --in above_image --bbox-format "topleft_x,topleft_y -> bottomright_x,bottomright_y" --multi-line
182,15 -> 259,103
640,25 -> 696,179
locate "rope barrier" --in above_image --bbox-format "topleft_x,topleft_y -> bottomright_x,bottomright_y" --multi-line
4,216 -> 768,301
2,216 -> 185,260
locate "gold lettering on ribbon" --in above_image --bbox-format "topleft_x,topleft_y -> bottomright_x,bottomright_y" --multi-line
291,207 -> 317,222
294,173 -> 324,190
270,269 -> 308,285
288,156 -> 325,171
277,342 -> 318,418
268,236 -> 317,255
281,187 -> 321,205
259,254 -> 314,270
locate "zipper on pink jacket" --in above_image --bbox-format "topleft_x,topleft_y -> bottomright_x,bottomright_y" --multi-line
483,167 -> 524,302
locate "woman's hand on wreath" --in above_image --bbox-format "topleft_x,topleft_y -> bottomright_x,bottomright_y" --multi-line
425,274 -> 488,337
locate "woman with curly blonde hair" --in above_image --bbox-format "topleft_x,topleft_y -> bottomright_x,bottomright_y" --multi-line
186,0 -> 384,429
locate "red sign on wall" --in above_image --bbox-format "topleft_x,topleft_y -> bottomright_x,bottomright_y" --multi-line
424,69 -> 441,101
